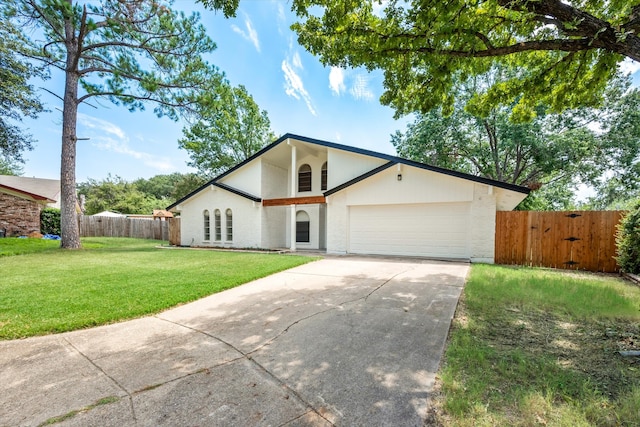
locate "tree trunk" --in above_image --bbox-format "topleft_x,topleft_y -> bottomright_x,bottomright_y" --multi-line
60,12 -> 81,249
60,70 -> 81,249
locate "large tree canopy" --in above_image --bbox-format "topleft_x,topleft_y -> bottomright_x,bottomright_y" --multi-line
283,0 -> 640,120
4,0 -> 224,248
179,84 -> 275,177
392,74 -> 640,210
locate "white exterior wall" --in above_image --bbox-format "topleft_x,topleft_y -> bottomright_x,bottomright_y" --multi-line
262,161 -> 288,199
261,205 -> 287,248
178,186 -> 260,248
344,166 -> 473,205
470,183 -> 497,263
221,159 -> 262,196
327,149 -> 387,189
326,192 -> 348,254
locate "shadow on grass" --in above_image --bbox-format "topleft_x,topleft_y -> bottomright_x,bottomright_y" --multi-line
434,266 -> 640,426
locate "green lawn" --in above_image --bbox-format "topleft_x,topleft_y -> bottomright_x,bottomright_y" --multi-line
434,264 -> 640,426
0,238 -> 314,339
0,237 -> 61,257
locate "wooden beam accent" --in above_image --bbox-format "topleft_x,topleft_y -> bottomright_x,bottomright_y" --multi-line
263,196 -> 326,206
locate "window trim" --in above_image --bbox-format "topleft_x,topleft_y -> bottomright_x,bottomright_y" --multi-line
225,208 -> 233,242
214,209 -> 221,241
295,210 -> 310,243
203,210 -> 210,241
321,162 -> 328,191
298,164 -> 312,192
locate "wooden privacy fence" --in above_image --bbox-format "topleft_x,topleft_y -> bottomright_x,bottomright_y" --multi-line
168,217 -> 180,246
79,215 -> 170,241
495,210 -> 626,273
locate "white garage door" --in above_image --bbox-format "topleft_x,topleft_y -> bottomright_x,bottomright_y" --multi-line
348,203 -> 471,258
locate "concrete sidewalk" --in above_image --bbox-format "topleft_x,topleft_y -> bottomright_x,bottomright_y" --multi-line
1,256 -> 469,426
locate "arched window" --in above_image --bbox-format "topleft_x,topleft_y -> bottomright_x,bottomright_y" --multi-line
298,164 -> 312,192
296,210 -> 310,243
203,210 -> 210,241
214,209 -> 221,241
225,209 -> 233,241
321,162 -> 328,191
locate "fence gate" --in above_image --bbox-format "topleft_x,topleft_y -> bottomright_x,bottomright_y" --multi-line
168,217 -> 180,246
495,210 -> 625,273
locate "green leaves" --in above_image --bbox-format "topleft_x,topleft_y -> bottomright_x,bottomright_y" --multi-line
0,8 -> 46,166
290,0 -> 639,120
392,71 -> 637,210
179,84 -> 275,177
616,201 -> 640,274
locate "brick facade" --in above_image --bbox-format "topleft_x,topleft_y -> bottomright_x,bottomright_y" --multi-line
0,192 -> 43,237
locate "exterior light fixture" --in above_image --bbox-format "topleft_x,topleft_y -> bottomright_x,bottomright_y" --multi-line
397,174 -> 402,181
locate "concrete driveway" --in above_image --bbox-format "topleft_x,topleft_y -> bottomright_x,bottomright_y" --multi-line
1,256 -> 469,426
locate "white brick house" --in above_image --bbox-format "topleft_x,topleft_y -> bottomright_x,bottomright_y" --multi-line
167,134 -> 529,262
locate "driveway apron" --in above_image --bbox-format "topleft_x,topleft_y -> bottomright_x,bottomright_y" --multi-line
1,256 -> 469,426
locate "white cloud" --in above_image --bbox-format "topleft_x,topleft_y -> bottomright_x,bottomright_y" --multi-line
292,51 -> 303,69
619,58 -> 640,75
329,67 -> 346,95
275,2 -> 286,23
349,74 -> 375,101
282,58 -> 317,116
78,113 -> 176,172
231,15 -> 260,52
78,113 -> 126,140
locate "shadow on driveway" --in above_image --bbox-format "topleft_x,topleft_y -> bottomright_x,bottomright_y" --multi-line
0,256 -> 469,426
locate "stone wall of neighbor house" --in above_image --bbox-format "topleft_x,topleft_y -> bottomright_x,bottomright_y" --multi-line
0,192 -> 42,236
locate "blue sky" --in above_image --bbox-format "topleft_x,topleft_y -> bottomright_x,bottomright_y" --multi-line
20,1 -> 640,184
21,1 -> 412,182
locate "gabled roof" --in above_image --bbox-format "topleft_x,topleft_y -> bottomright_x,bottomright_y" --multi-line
167,133 -> 530,210
324,161 -> 396,196
0,175 -> 60,203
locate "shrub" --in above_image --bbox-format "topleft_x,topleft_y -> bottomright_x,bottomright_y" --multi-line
616,202 -> 640,274
40,208 -> 61,235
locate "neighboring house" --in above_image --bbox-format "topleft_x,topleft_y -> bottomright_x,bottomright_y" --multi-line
167,134 -> 530,262
0,175 -> 61,237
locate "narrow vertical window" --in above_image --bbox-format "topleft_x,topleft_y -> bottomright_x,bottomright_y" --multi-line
298,164 -> 312,192
214,209 -> 221,241
203,210 -> 210,241
321,162 -> 328,191
296,211 -> 310,243
225,209 -> 233,241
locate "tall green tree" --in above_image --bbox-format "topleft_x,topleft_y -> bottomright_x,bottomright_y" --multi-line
278,0 -> 639,120
78,175 -> 168,215
133,173 -> 184,200
4,0 -> 223,249
392,74 -> 638,210
0,15 -> 45,168
179,84 -> 275,177
586,88 -> 640,209
0,156 -> 24,176
133,172 -> 207,202
167,173 -> 207,201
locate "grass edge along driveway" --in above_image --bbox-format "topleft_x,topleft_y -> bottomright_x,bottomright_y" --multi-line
0,238 -> 314,340
431,264 -> 640,427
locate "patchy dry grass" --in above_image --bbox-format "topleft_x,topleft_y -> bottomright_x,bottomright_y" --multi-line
429,264 -> 640,427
